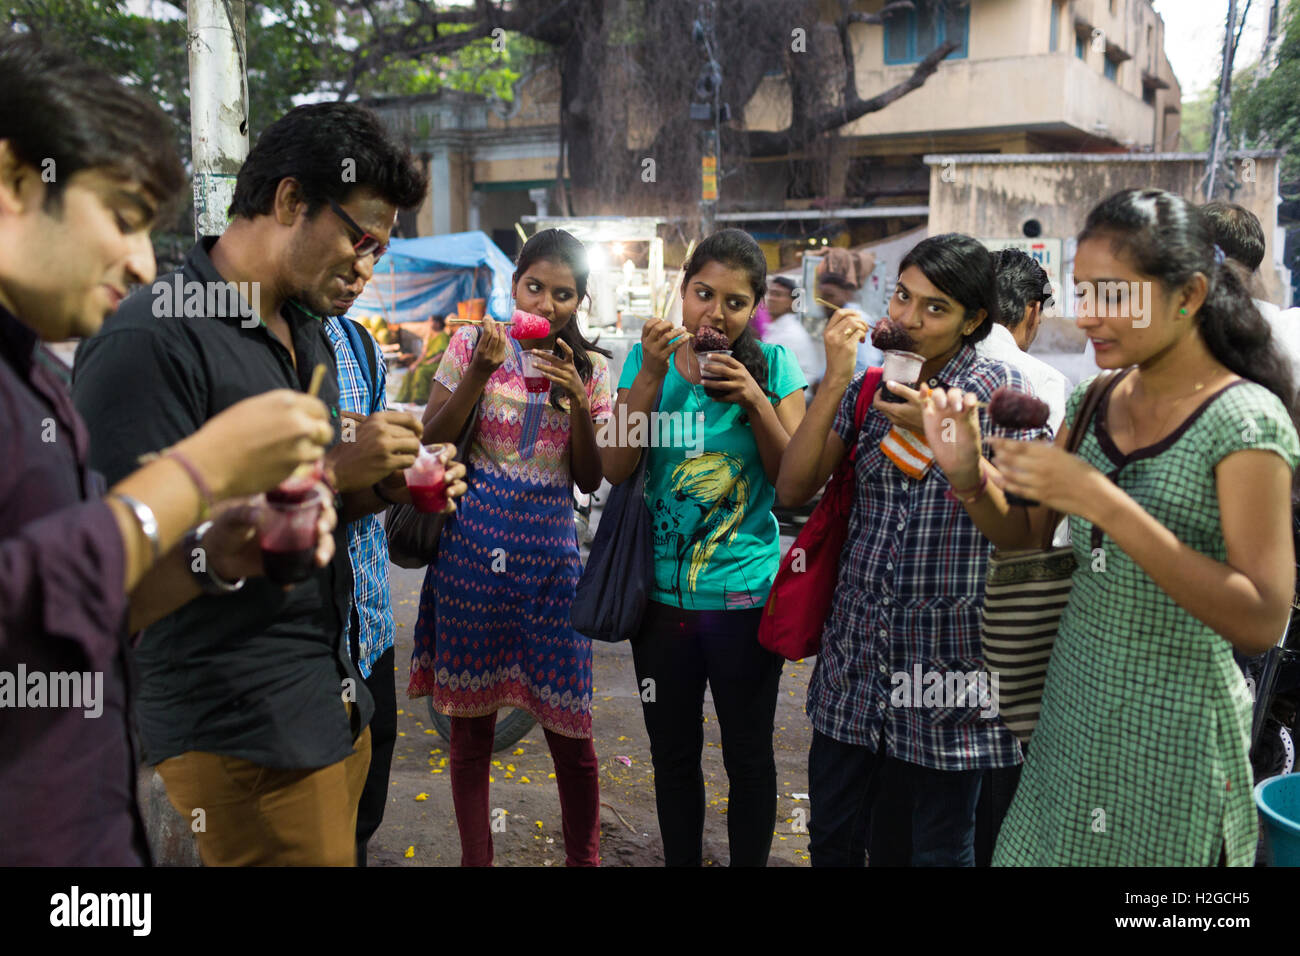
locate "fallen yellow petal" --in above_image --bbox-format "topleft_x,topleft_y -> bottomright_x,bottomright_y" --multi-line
520,776 -> 530,783
404,846 -> 415,858
415,793 -> 428,802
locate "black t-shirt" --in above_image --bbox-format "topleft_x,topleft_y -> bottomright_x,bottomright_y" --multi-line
73,236 -> 373,770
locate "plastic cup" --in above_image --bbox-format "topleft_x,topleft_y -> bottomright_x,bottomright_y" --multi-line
404,443 -> 448,514
880,349 -> 924,404
259,492 -> 323,585
521,350 -> 553,394
698,350 -> 733,379
699,350 -> 733,399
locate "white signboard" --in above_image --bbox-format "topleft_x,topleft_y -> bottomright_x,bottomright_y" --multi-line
981,238 -> 1064,317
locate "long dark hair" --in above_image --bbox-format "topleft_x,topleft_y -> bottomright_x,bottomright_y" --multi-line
681,228 -> 774,418
514,228 -> 612,412
1079,188 -> 1296,416
898,233 -> 998,343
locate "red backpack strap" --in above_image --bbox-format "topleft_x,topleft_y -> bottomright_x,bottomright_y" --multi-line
846,367 -> 883,462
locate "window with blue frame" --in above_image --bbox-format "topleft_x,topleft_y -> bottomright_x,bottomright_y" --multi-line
1104,55 -> 1118,81
884,3 -> 970,64
1075,34 -> 1085,59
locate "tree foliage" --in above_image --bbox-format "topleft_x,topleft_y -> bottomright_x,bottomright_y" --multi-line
1235,0 -> 1300,191
7,0 -> 961,220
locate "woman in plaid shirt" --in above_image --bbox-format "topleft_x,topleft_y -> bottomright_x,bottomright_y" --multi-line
778,234 -> 1048,866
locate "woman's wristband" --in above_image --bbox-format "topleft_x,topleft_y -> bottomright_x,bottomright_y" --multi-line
945,470 -> 988,505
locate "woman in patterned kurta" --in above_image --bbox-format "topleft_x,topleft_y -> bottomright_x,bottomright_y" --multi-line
922,189 -> 1300,865
410,229 -> 612,866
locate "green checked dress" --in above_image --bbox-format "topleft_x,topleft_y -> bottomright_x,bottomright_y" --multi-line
994,371 -> 1300,866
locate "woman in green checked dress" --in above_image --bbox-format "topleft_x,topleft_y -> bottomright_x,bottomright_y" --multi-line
920,189 -> 1299,866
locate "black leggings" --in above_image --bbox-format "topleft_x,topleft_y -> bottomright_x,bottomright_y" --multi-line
630,601 -> 784,867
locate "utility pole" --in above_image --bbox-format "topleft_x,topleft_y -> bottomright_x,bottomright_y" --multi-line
188,0 -> 250,237
139,0 -> 251,869
690,0 -> 726,238
1205,0 -> 1244,199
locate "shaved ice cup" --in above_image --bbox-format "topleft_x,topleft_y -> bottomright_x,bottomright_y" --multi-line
879,350 -> 924,404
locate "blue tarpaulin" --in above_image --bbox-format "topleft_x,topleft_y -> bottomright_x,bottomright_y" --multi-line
347,231 -> 516,326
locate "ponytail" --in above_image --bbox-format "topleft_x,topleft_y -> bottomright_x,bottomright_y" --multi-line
1197,258 -> 1296,412
729,324 -> 774,424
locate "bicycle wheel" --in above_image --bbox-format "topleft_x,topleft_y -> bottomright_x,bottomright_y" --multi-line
425,700 -> 538,752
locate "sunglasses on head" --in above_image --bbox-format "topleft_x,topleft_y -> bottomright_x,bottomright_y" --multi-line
327,197 -> 388,263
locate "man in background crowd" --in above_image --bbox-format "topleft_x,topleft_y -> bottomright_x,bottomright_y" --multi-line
762,276 -> 824,400
1201,200 -> 1300,376
819,272 -> 880,373
978,249 -> 1068,432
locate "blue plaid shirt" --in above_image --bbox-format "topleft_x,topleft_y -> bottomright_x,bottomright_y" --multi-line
807,343 -> 1051,771
323,316 -> 395,679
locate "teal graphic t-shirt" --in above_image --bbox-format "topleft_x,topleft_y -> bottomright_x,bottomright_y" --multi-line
616,341 -> 806,610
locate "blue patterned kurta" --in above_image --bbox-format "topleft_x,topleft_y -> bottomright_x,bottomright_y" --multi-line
407,329 -> 612,738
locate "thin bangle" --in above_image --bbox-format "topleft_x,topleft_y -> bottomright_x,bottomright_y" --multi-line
945,469 -> 989,505
185,521 -> 245,594
164,450 -> 214,520
941,465 -> 987,509
108,493 -> 161,562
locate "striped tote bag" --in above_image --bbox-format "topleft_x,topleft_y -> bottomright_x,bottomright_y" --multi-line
980,372 -> 1115,745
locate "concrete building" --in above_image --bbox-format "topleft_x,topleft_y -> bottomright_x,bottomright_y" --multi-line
733,0 -> 1183,255
924,150 -> 1290,351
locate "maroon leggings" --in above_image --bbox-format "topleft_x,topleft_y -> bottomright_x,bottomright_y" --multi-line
449,712 -> 600,866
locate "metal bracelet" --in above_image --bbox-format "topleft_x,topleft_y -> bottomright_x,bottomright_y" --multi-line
109,493 -> 161,563
186,520 -> 246,594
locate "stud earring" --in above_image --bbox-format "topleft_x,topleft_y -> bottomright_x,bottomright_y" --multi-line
1179,308 -> 1188,315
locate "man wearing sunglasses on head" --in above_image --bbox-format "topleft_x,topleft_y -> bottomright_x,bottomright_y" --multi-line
74,103 -> 435,865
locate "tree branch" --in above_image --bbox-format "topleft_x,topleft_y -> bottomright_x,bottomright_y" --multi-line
846,1 -> 915,27
735,38 -> 960,157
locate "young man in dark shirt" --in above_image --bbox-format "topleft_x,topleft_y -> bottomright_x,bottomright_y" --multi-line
0,36 -> 339,865
74,102 -> 433,866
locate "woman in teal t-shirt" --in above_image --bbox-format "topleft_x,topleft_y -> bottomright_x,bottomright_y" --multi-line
600,229 -> 807,866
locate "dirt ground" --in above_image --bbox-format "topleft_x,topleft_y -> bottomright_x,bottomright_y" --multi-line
369,563 -> 815,867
